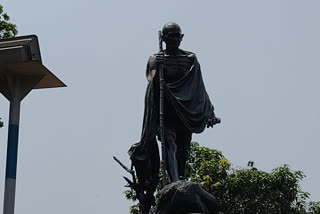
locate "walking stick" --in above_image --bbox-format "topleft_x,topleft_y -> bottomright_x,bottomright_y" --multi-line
158,30 -> 167,185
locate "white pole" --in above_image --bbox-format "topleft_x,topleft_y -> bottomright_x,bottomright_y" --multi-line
3,78 -> 21,214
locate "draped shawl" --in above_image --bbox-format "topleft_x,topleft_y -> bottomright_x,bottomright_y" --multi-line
128,50 -> 214,191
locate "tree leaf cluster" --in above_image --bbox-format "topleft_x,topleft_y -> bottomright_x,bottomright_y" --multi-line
0,4 -> 18,39
186,142 -> 319,214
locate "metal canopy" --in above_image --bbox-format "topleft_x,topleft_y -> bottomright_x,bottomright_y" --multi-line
0,35 -> 66,101
0,61 -> 66,101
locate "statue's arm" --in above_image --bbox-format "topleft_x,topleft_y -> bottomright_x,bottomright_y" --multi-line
207,106 -> 221,128
188,52 -> 221,128
146,55 -> 157,81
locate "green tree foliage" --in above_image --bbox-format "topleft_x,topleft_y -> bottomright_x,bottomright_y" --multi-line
308,202 -> 320,214
187,142 -> 319,214
125,142 -> 320,213
0,4 -> 18,39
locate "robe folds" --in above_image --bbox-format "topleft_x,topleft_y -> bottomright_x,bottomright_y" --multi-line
128,50 -> 214,191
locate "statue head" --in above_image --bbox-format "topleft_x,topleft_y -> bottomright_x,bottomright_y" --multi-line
162,22 -> 184,49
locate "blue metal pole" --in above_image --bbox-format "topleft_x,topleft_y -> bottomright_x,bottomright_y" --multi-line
3,80 -> 21,214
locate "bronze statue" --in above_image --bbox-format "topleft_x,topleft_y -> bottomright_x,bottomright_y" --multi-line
127,22 -> 220,212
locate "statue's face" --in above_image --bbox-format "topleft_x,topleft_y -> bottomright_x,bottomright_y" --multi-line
163,32 -> 184,49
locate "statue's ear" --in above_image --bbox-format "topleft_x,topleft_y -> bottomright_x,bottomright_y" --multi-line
181,34 -> 184,41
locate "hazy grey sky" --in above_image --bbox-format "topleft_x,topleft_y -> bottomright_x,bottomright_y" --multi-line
1,1 -> 319,213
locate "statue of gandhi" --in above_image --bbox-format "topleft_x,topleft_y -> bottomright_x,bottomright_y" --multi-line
154,22 -> 220,181
129,22 -> 220,198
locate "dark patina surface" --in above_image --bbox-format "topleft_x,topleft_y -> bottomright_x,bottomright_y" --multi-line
127,22 -> 220,213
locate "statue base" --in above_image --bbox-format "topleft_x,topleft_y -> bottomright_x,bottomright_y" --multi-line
150,180 -> 219,214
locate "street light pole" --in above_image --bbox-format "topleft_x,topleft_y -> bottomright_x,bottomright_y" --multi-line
0,35 -> 66,214
3,74 -> 44,214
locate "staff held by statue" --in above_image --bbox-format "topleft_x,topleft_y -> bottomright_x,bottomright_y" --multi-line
158,30 -> 167,185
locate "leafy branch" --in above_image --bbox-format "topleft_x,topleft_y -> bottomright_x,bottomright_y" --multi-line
0,4 -> 18,39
